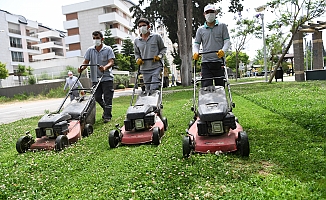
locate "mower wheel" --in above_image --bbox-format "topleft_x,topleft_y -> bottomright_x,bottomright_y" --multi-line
83,124 -> 93,137
182,136 -> 192,158
162,117 -> 168,131
237,131 -> 250,157
55,135 -> 69,151
16,136 -> 32,153
152,127 -> 161,145
108,130 -> 120,148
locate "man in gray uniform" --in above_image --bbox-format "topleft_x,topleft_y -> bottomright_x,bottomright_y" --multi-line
79,31 -> 115,123
64,71 -> 84,101
193,4 -> 231,87
134,18 -> 167,92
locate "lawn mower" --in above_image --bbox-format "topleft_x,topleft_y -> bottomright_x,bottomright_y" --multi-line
16,64 -> 100,153
108,59 -> 168,148
182,52 -> 249,158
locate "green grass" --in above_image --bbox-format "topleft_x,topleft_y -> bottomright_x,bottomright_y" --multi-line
0,81 -> 325,199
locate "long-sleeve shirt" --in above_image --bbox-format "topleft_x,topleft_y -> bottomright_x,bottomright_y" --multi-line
134,32 -> 167,71
64,76 -> 83,90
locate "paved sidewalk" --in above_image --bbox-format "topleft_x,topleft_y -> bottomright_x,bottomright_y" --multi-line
0,88 -> 138,125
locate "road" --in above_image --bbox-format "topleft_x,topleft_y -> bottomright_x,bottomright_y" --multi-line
0,88 -> 139,125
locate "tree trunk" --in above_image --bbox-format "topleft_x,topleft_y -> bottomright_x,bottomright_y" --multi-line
185,0 -> 193,86
177,0 -> 189,87
268,33 -> 295,83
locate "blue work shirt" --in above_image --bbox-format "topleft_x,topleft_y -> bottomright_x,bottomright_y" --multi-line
84,44 -> 115,83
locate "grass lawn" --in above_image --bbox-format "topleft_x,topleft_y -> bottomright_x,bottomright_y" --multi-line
0,81 -> 325,199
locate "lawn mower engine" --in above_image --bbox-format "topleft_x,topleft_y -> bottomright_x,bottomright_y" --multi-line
124,91 -> 160,131
197,86 -> 236,136
35,113 -> 71,138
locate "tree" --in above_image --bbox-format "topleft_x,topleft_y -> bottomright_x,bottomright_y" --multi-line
103,29 -> 118,54
130,0 -> 244,86
266,0 -> 326,82
0,62 -> 8,79
230,17 -> 261,79
0,62 -> 9,88
226,51 -> 250,71
121,37 -> 136,71
114,53 -> 132,71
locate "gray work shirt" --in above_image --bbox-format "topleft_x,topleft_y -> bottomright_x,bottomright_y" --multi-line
134,32 -> 167,71
84,44 -> 115,83
63,76 -> 83,90
194,20 -> 230,63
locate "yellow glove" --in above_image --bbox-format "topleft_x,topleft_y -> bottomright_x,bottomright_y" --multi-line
216,49 -> 225,58
153,55 -> 161,62
136,58 -> 144,65
193,53 -> 199,60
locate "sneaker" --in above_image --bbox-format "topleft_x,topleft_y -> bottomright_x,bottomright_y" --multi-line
103,118 -> 111,123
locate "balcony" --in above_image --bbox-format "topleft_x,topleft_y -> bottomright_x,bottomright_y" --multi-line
32,41 -> 68,50
32,52 -> 64,60
65,35 -> 80,45
63,19 -> 79,30
9,29 -> 21,35
98,12 -> 132,30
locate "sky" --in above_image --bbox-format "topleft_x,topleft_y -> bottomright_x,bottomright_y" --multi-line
1,0 -> 325,59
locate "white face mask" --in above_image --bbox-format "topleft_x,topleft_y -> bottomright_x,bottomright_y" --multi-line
93,39 -> 102,47
139,26 -> 148,35
205,13 -> 216,23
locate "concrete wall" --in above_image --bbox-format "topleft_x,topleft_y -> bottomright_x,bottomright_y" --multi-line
0,78 -> 91,98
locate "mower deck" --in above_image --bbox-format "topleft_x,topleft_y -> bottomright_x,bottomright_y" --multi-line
30,120 -> 81,151
121,120 -> 165,145
189,119 -> 243,154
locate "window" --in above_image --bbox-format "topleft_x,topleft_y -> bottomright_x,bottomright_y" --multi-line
11,51 -> 24,62
10,37 -> 22,48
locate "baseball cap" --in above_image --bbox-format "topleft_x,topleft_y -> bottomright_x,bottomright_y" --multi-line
68,71 -> 73,75
204,4 -> 216,12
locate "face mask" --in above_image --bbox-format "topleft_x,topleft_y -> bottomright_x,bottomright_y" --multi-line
205,13 -> 216,23
93,39 -> 101,47
139,26 -> 148,35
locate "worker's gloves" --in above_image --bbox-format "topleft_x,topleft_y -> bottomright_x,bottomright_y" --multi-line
193,53 -> 199,60
136,58 -> 144,65
153,54 -> 162,62
216,49 -> 225,58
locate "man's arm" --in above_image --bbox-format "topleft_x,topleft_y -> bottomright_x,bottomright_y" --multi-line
79,59 -> 90,73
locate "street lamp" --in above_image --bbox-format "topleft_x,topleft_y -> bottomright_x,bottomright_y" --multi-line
255,5 -> 268,82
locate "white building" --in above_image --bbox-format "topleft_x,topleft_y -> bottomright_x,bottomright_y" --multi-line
0,9 -> 68,87
62,0 -> 136,58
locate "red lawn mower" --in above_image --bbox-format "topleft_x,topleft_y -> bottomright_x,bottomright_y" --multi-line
108,59 -> 167,148
182,52 -> 250,158
15,64 -> 101,153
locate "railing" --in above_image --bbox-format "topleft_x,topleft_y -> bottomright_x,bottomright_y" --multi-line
8,29 -> 21,34
26,32 -> 38,38
10,43 -> 22,48
53,41 -> 63,46
12,57 -> 24,62
27,45 -> 39,50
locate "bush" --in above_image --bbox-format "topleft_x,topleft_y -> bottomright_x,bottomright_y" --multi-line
128,83 -> 135,88
117,84 -> 125,89
28,75 -> 36,85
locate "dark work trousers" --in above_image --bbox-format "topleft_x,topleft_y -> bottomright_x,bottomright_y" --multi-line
69,90 -> 80,101
201,62 -> 225,87
93,80 -> 114,119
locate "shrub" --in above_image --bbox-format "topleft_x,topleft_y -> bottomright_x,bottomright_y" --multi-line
28,75 -> 36,85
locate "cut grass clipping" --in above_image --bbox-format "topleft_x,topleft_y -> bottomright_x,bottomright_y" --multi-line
0,81 -> 325,199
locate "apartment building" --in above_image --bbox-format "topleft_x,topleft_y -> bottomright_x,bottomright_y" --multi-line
0,9 -> 68,87
62,0 -> 136,58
